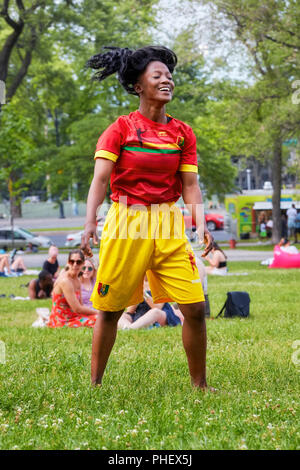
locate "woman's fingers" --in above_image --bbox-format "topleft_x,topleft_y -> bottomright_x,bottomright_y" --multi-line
80,231 -> 94,257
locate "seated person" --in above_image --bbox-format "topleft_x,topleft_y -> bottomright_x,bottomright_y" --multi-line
0,251 -> 27,276
10,249 -> 27,274
47,249 -> 98,328
204,241 -> 228,275
80,258 -> 97,308
0,253 -> 11,277
278,238 -> 299,254
195,254 -> 210,317
43,246 -> 60,279
28,270 -> 54,299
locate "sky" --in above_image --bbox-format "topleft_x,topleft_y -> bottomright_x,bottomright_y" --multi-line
154,0 -> 252,83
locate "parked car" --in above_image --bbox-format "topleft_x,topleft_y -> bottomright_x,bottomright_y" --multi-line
181,208 -> 224,232
0,226 -> 52,251
205,213 -> 224,231
65,218 -> 105,248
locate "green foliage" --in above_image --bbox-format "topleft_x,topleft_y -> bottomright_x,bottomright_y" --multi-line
0,102 -> 41,200
167,31 -> 236,199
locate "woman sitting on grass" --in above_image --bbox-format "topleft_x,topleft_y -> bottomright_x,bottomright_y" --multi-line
118,277 -> 184,329
43,245 -> 60,279
47,250 -> 98,328
80,258 -> 97,308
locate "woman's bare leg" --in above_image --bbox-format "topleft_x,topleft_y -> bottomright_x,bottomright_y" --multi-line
178,301 -> 207,389
129,308 -> 167,329
91,309 -> 123,385
0,255 -> 11,274
117,312 -> 133,329
11,256 -> 26,271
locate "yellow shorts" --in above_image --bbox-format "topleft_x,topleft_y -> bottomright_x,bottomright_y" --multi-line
90,202 -> 204,311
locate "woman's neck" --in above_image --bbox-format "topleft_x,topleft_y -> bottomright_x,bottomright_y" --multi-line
81,278 -> 93,288
138,103 -> 167,124
67,271 -> 78,281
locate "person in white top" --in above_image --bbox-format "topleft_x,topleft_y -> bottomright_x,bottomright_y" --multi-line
279,238 -> 299,254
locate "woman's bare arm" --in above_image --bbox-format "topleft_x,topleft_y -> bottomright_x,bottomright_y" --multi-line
28,279 -> 37,299
181,172 -> 213,256
60,279 -> 96,316
81,158 -> 114,257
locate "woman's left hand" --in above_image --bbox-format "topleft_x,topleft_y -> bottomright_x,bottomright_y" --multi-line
201,230 -> 214,257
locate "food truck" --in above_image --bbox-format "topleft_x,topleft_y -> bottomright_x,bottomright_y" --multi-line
225,189 -> 300,238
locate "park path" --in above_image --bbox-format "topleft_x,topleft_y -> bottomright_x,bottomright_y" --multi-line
21,249 -> 272,268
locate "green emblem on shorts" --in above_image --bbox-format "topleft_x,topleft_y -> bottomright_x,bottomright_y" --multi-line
98,283 -> 110,297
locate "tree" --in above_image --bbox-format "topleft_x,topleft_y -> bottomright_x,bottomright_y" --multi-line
0,101 -> 40,218
167,30 -> 236,199
0,0 -> 78,102
0,0 -> 158,214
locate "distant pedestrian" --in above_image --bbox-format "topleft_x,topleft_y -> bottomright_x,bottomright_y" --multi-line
281,213 -> 288,239
266,219 -> 273,239
295,210 -> 300,243
287,204 -> 297,242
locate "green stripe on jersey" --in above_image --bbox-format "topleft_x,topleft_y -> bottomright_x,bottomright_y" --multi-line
122,146 -> 181,154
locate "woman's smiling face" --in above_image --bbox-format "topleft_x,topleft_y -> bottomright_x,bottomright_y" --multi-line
68,254 -> 84,275
82,260 -> 95,279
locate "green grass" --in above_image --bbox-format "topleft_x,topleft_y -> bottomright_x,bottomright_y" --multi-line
231,243 -> 300,251
0,262 -> 299,450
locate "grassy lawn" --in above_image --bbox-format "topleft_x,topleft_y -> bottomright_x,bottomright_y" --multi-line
0,261 -> 299,450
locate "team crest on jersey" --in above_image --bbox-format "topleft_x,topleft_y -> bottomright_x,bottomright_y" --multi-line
176,136 -> 185,147
97,282 -> 110,297
158,131 -> 167,137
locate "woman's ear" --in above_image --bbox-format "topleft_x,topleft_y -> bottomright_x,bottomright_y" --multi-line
134,82 -> 142,95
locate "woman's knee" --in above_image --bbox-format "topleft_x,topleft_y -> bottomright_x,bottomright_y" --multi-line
181,302 -> 206,322
100,310 -> 123,323
152,308 -> 166,323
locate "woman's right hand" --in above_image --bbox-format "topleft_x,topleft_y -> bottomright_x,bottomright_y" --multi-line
81,221 -> 99,257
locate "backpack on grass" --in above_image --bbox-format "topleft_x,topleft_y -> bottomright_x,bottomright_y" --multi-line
216,291 -> 250,318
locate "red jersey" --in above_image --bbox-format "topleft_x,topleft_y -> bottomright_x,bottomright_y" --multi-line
94,110 -> 198,205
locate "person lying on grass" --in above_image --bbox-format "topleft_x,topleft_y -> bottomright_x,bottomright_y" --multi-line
28,270 -> 54,299
47,249 -> 98,328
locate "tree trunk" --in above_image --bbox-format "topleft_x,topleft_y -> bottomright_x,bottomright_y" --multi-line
0,26 -> 23,83
8,177 -> 22,219
271,138 -> 282,244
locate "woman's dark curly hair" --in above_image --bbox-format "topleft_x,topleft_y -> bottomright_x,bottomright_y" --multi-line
86,46 -> 177,95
